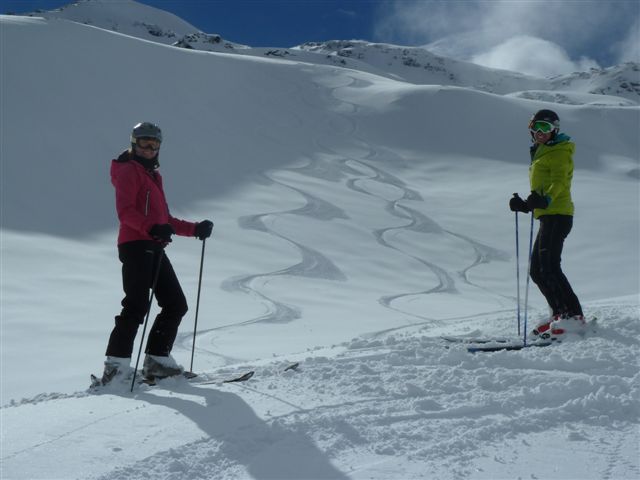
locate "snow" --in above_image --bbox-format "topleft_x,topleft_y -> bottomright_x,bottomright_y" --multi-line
1,3 -> 639,480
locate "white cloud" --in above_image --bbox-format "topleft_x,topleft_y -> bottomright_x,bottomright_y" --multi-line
472,35 -> 599,78
337,9 -> 357,18
615,18 -> 640,63
374,0 -> 640,75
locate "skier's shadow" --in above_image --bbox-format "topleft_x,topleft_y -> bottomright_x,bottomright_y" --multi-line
137,381 -> 348,480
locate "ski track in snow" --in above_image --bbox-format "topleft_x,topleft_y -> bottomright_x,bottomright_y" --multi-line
176,70 -> 535,352
177,71 -> 516,352
213,73 -> 357,330
310,73 -> 513,328
213,172 -> 348,327
172,173 -> 350,365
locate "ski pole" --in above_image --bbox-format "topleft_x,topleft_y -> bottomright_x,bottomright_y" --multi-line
131,250 -> 164,392
522,212 -> 535,346
188,238 -> 206,375
516,212 -> 521,335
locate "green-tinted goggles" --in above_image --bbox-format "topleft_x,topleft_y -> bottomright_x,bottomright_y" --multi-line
529,120 -> 556,134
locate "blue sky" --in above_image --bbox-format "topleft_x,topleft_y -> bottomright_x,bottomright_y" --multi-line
2,0 -> 380,46
3,0 -> 639,77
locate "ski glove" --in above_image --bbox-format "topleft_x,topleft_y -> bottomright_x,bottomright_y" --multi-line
526,191 -> 549,210
194,220 -> 214,240
509,194 -> 530,213
149,224 -> 175,243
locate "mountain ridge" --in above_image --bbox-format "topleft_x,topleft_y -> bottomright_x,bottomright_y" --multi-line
15,0 -> 640,104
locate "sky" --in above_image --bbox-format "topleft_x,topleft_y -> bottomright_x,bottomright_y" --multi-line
2,0 -> 639,77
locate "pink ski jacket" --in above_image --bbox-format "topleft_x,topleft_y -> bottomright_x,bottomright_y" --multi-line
111,151 -> 196,245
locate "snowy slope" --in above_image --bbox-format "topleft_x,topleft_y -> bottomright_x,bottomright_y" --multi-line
1,6 -> 639,480
3,301 -> 639,480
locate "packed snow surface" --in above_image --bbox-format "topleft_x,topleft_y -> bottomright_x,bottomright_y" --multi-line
1,4 -> 639,480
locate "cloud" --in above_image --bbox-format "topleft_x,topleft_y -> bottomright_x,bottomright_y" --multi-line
373,0 -> 640,75
336,9 -> 357,18
472,35 -> 600,78
614,17 -> 640,63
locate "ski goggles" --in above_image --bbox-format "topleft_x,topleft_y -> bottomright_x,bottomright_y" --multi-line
529,120 -> 556,134
135,139 -> 161,151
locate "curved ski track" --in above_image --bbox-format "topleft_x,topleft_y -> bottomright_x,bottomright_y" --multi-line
310,73 -> 513,328
213,173 -> 348,333
187,70 -> 513,350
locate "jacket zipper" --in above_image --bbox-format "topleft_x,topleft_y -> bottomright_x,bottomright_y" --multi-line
145,190 -> 150,216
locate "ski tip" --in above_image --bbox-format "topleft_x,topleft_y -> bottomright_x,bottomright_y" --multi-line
141,377 -> 157,386
223,370 -> 255,383
284,362 -> 300,372
89,374 -> 100,389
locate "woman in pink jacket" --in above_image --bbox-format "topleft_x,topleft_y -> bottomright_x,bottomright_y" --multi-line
101,122 -> 213,385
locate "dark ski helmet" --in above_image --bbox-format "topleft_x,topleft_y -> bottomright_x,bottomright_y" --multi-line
529,109 -> 559,141
131,122 -> 162,145
529,109 -> 559,130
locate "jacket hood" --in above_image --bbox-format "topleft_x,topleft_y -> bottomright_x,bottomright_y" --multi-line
115,149 -> 159,171
547,132 -> 571,145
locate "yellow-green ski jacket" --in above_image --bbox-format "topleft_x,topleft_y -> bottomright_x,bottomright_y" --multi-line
529,133 -> 575,219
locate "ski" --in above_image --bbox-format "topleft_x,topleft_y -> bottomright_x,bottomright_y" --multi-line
195,370 -> 255,385
145,370 -> 254,386
284,362 -> 300,372
142,370 -> 201,386
466,340 -> 554,353
441,335 -> 556,352
443,317 -> 597,352
442,335 -> 512,344
90,370 -> 196,389
91,362 -> 298,390
193,362 -> 298,385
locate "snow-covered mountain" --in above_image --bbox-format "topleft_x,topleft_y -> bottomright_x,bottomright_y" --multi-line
549,62 -> 640,101
1,2 -> 639,479
294,41 -> 640,103
19,0 -> 640,103
18,0 -> 246,50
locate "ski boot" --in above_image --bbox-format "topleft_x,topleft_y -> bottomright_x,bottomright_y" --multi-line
91,356 -> 133,388
548,315 -> 586,340
531,314 -> 562,339
142,354 -> 183,381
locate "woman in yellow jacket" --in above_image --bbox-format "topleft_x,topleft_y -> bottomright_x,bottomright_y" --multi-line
509,109 -> 584,339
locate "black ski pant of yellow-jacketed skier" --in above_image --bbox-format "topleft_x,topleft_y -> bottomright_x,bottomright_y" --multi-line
529,215 -> 583,318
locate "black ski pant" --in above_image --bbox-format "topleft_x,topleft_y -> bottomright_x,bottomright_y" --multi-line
529,215 -> 583,317
106,241 -> 188,358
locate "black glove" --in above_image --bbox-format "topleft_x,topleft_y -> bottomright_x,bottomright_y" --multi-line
149,224 -> 175,243
509,193 -> 530,213
194,220 -> 213,240
526,191 -> 549,210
